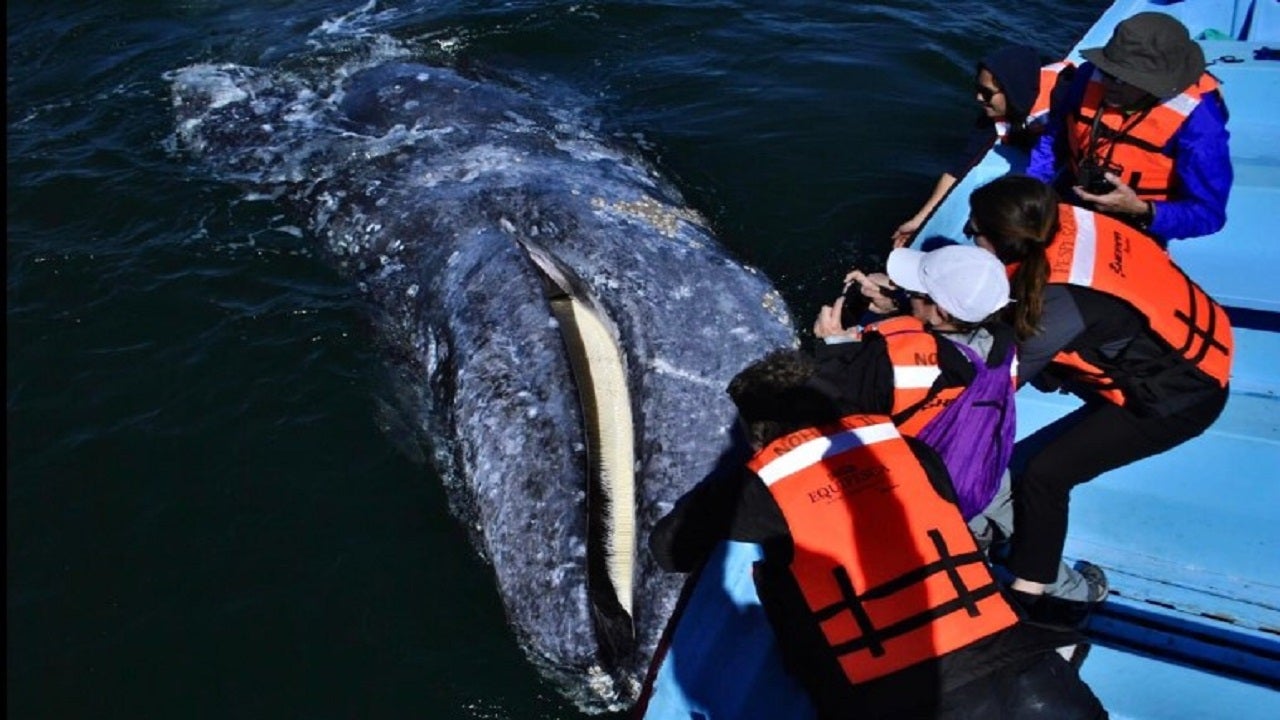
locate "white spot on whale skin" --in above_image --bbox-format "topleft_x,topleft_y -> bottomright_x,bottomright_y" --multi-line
584,665 -> 625,710
648,358 -> 722,388
503,110 -> 537,129
554,138 -> 623,163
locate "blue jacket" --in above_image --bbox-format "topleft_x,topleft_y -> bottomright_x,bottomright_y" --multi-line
1027,62 -> 1232,243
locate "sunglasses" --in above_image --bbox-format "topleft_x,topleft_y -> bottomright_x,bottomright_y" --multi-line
974,84 -> 1002,102
904,289 -> 930,301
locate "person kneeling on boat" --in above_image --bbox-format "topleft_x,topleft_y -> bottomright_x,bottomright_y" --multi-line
650,350 -> 1108,720
811,245 -> 1103,616
964,174 -> 1231,615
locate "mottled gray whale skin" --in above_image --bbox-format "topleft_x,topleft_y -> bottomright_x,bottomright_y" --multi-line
168,60 -> 795,710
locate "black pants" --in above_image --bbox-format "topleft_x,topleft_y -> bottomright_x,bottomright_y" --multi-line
934,651 -> 1108,719
1006,389 -> 1228,583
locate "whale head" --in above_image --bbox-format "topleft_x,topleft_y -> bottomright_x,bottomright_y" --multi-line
168,58 -> 796,711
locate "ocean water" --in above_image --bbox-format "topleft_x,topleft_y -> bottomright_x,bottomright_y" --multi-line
7,1 -> 1109,718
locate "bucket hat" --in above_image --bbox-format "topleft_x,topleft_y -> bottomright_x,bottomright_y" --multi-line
887,245 -> 1010,323
1080,12 -> 1205,99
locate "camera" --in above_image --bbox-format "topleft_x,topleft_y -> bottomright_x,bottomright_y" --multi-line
1077,158 -> 1123,195
839,282 -> 872,328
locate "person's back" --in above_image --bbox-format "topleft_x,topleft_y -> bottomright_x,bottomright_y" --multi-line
650,350 -> 1108,719
752,412 -> 1020,718
1021,202 -> 1232,416
814,245 -> 1017,521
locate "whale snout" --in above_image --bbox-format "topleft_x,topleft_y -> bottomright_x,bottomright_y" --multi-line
168,57 -> 796,712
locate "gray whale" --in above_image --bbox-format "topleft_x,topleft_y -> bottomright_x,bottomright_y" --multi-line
167,59 -> 795,710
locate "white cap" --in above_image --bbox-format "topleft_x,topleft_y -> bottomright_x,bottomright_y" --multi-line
886,245 -> 1011,323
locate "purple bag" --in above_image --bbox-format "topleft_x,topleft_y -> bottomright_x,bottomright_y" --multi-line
914,343 -> 1016,521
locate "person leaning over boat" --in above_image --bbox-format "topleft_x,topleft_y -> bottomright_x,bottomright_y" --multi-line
649,350 -> 1108,720
812,244 -> 1017,523
965,174 -> 1231,612
810,245 -> 1104,615
1027,12 -> 1232,245
892,44 -> 1073,248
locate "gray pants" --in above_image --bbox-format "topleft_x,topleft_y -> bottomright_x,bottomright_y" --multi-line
967,470 -> 1093,602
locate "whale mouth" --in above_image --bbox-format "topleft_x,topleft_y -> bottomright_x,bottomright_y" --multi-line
166,55 -> 799,711
513,235 -> 639,667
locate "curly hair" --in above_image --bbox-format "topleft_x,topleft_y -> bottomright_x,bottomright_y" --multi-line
727,349 -> 841,448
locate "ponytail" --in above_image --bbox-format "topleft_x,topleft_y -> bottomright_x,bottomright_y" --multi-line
1009,252 -> 1048,340
968,175 -> 1059,341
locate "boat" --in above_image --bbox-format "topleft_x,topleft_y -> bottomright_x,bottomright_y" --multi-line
634,1 -> 1280,717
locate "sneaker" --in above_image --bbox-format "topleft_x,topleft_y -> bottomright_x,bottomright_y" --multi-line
1074,560 -> 1109,603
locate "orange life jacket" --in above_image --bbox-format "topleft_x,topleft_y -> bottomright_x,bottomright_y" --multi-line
863,316 -> 1016,436
749,414 -> 1019,684
995,61 -> 1073,142
1067,67 -> 1220,199
1045,204 -> 1233,404
1027,61 -> 1072,129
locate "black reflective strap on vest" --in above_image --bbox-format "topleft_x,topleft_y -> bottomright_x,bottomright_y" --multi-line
1077,108 -> 1165,155
1074,107 -> 1172,196
928,529 -> 981,618
889,380 -> 943,428
1088,272 -> 1228,392
824,564 -> 885,657
1171,271 -> 1229,366
1127,170 -> 1147,194
812,529 -> 996,659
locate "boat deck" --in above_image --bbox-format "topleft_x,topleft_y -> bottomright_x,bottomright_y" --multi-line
920,1 -> 1280,711
638,2 -> 1280,717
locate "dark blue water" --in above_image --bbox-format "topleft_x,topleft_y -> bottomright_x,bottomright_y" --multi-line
7,2 -> 1109,717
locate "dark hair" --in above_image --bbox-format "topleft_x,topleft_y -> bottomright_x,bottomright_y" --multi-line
976,63 -> 1029,127
727,349 -> 841,448
975,44 -> 1045,150
968,175 -> 1060,340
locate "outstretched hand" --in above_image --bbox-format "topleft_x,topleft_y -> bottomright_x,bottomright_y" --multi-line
891,218 -> 921,248
813,297 -> 862,341
844,270 -> 899,315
